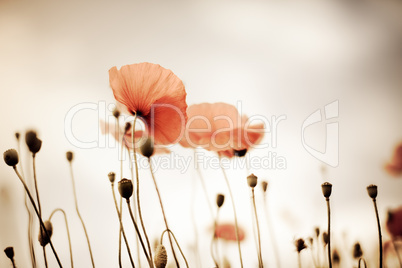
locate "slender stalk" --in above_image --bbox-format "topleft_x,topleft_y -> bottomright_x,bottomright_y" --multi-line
148,159 -> 180,267
10,257 -> 16,268
358,257 -> 367,268
118,198 -> 123,268
298,252 -> 302,268
126,200 -> 152,267
219,160 -> 243,268
251,188 -> 263,267
68,162 -> 95,267
118,120 -> 124,268
160,229 -> 189,268
110,184 -> 135,267
391,238 -> 402,268
49,208 -> 74,268
310,247 -> 318,268
326,198 -> 332,268
43,248 -> 48,268
262,195 -> 281,268
13,167 -> 63,267
190,164 -> 201,268
211,209 -> 220,268
372,199 -> 383,268
16,136 -> 36,268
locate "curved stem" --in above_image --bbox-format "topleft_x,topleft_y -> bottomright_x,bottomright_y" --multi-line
110,184 -> 135,267
68,162 -> 95,267
358,257 -> 367,268
263,195 -> 281,268
211,209 -> 220,268
252,189 -> 263,267
13,167 -> 63,267
326,198 -> 332,268
49,208 -> 74,268
160,229 -> 189,268
373,199 -> 383,268
131,115 -> 153,267
126,200 -> 152,267
219,159 -> 243,268
148,159 -> 180,267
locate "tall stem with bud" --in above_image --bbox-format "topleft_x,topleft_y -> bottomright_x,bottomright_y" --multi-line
367,184 -> 383,268
321,182 -> 332,268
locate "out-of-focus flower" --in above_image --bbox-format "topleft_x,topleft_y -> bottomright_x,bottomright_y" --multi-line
386,206 -> 402,239
352,242 -> 363,259
294,238 -> 307,253
385,143 -> 402,176
180,103 -> 264,156
109,63 -> 187,145
214,223 -> 246,242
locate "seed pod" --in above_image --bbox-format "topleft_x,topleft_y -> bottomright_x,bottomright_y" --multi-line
247,174 -> 258,188
261,181 -> 268,193
25,130 -> 42,154
321,182 -> 332,198
66,151 -> 73,162
3,149 -> 19,167
314,227 -> 320,238
108,172 -> 116,183
38,221 -> 53,247
113,108 -> 120,118
216,194 -> 225,208
118,179 -> 133,199
367,184 -> 378,199
154,244 -> 168,268
140,137 -> 154,158
4,247 -> 14,259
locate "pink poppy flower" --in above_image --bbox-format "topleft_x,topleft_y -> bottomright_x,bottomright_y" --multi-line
214,223 -> 246,242
386,206 -> 402,239
180,103 -> 264,155
385,143 -> 402,176
109,63 -> 187,145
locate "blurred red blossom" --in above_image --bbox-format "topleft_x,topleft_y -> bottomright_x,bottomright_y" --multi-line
385,143 -> 402,177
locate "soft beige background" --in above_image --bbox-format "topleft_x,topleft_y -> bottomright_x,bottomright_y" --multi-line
1,0 -> 402,267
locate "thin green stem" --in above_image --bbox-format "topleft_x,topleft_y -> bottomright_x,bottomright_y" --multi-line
252,189 -> 263,268
111,184 -> 135,268
263,195 -> 281,268
326,198 -> 332,268
372,199 -> 383,268
220,160 -> 243,268
68,162 -> 95,267
13,167 -> 63,267
49,208 -> 74,268
126,200 -> 152,267
131,117 -> 152,267
148,159 -> 180,267
160,229 -> 189,268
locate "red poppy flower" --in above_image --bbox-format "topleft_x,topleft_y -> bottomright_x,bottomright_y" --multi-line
109,63 -> 187,145
180,103 -> 264,155
214,223 -> 246,242
386,206 -> 402,239
385,143 -> 402,177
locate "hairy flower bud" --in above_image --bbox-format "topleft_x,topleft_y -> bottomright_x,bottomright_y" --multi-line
216,194 -> 225,208
247,174 -> 258,188
321,182 -> 332,198
367,184 -> 378,199
140,137 -> 154,158
3,149 -> 19,167
66,151 -> 73,162
4,247 -> 14,259
38,220 -> 53,247
108,172 -> 116,183
154,244 -> 168,268
118,179 -> 133,199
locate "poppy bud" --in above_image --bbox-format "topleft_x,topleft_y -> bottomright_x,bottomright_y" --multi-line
295,238 -> 307,253
124,122 -> 131,133
216,194 -> 225,208
140,137 -> 154,158
4,247 -> 14,259
333,249 -> 340,264
353,242 -> 363,259
321,182 -> 332,198
247,174 -> 258,188
25,130 -> 42,154
118,179 -> 133,199
261,181 -> 268,193
154,244 -> 168,268
108,172 -> 116,183
66,151 -> 73,162
322,232 -> 329,245
3,149 -> 19,167
367,184 -> 378,199
113,108 -> 120,118
15,132 -> 20,140
38,220 -> 53,247
234,149 -> 247,157
314,227 -> 320,238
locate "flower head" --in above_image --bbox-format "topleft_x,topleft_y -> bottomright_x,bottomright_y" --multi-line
216,194 -> 225,208
214,223 -> 245,242
118,179 -> 133,199
38,220 -> 53,247
109,63 -> 187,145
321,182 -> 332,199
295,238 -> 307,253
384,143 -> 402,176
4,247 -> 14,259
3,149 -> 19,167
367,184 -> 378,199
386,206 -> 402,239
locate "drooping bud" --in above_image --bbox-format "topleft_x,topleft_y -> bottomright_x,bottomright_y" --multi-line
154,244 -> 168,268
4,247 -> 14,259
66,151 -> 73,162
321,182 -> 332,199
367,184 -> 378,199
140,137 -> 154,158
38,220 -> 53,247
247,174 -> 258,188
353,242 -> 363,259
113,108 -> 120,118
216,194 -> 225,208
295,238 -> 307,253
108,172 -> 116,183
118,179 -> 133,199
234,149 -> 247,157
322,232 -> 329,246
3,149 -> 19,167
261,181 -> 268,193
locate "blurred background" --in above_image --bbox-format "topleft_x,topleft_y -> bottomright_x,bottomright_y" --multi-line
1,0 -> 402,267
